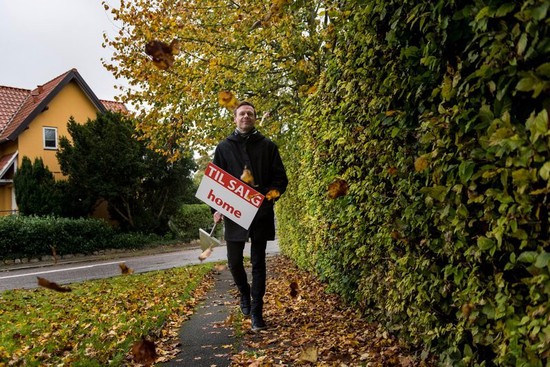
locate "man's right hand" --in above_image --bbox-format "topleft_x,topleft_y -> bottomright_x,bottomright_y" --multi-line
213,212 -> 224,223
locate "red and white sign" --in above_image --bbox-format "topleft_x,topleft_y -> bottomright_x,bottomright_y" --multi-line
195,162 -> 264,229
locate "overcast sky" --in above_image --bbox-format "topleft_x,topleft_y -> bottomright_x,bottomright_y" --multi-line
0,0 -> 124,101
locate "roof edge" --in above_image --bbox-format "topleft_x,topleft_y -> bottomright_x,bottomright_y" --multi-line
4,69 -> 108,141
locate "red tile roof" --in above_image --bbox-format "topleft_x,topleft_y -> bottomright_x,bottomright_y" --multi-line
100,99 -> 129,114
0,69 -> 126,142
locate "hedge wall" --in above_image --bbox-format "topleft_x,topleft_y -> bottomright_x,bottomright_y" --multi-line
0,216 -> 161,260
277,0 -> 549,365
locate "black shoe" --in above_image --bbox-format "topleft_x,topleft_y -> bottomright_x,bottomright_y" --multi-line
251,314 -> 267,332
240,294 -> 251,316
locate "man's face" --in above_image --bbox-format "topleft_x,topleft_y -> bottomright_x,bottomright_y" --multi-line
234,105 -> 256,133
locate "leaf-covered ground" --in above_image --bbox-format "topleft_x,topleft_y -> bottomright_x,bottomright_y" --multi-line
0,264 -> 215,366
231,256 -> 437,366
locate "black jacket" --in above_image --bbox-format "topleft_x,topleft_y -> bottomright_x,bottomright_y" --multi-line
213,130 -> 288,242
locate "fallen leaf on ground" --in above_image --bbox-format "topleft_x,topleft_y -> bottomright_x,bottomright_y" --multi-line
131,336 -> 157,366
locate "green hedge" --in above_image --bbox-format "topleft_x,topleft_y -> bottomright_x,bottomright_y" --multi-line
277,0 -> 549,365
0,216 -> 161,259
168,204 -> 214,243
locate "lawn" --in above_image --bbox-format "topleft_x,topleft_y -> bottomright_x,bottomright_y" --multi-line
0,263 -> 216,366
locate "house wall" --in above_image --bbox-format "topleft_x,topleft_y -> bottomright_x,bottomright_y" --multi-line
0,184 -> 14,215
17,81 -> 99,179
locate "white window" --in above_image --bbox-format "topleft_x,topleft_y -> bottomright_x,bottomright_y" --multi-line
43,127 -> 57,149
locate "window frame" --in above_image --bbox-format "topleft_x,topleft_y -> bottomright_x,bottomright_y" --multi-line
43,127 -> 58,150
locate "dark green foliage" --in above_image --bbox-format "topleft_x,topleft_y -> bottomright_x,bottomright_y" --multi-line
13,157 -> 61,216
277,0 -> 550,365
168,204 -> 213,242
0,215 -> 161,259
56,111 -> 197,233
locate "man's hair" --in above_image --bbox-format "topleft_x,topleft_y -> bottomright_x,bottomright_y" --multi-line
234,101 -> 256,117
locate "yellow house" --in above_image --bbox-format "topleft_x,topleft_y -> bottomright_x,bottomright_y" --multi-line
0,68 -> 126,216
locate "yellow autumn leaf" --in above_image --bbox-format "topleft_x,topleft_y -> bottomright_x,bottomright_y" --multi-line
298,345 -> 318,362
218,91 -> 239,110
414,156 -> 429,172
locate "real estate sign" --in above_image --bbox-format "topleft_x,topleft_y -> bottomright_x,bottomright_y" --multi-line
195,162 -> 264,229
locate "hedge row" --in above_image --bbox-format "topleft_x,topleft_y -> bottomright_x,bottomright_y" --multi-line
277,0 -> 549,365
0,216 -> 162,260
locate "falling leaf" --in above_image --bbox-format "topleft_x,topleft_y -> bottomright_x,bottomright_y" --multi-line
218,91 -> 239,110
327,178 -> 348,199
37,277 -> 71,293
131,336 -> 157,366
298,345 -> 318,362
144,40 -> 177,70
240,165 -> 256,186
265,189 -> 280,201
198,247 -> 213,262
414,156 -> 429,172
119,263 -> 134,275
214,264 -> 227,272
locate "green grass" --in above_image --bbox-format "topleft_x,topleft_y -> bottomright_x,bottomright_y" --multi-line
0,264 -> 215,366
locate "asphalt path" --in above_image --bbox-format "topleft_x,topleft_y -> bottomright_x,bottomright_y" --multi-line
0,240 -> 280,292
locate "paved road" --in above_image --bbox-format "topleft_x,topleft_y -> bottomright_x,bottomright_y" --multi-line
0,241 -> 280,292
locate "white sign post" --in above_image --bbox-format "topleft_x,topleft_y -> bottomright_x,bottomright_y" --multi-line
195,162 -> 264,229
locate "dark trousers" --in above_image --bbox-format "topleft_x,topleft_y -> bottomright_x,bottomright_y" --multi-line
226,240 -> 267,315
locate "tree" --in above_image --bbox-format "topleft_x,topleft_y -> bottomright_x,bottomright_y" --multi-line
57,111 -> 196,233
13,157 -> 61,216
102,0 -> 334,155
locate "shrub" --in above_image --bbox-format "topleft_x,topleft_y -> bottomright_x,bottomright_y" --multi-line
168,204 -> 213,243
0,216 -> 164,260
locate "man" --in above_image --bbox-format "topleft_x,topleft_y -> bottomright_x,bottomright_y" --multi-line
213,101 -> 288,331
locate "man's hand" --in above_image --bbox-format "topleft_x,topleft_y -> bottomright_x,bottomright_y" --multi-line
213,212 -> 224,223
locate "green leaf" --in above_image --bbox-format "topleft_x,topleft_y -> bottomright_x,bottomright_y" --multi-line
459,161 -> 475,183
420,186 -> 448,202
536,63 -> 550,77
539,162 -> 550,181
475,6 -> 491,21
517,33 -> 528,56
534,252 -> 550,269
495,3 -> 515,17
517,251 -> 538,264
478,236 -> 495,251
516,75 -> 535,92
526,110 -> 548,142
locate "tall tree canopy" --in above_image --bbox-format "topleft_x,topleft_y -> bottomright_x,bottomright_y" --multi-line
102,0 -> 335,154
57,111 -> 196,233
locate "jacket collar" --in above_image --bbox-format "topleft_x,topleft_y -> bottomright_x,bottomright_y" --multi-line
227,128 -> 264,142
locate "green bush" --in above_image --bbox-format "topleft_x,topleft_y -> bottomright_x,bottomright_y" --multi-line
168,204 -> 214,243
0,216 -> 164,259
